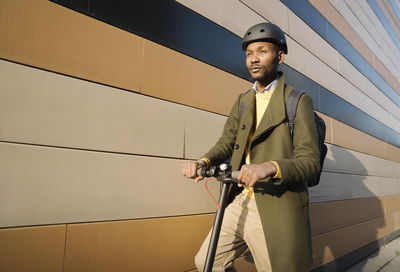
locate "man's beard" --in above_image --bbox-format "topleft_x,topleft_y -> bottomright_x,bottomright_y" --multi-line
250,70 -> 277,86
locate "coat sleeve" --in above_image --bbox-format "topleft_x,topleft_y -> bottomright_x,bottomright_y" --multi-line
201,94 -> 242,166
273,94 -> 321,185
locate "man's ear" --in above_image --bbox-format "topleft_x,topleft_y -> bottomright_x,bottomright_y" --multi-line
277,50 -> 285,64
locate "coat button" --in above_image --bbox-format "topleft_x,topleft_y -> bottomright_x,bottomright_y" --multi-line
235,144 -> 240,149
241,124 -> 246,130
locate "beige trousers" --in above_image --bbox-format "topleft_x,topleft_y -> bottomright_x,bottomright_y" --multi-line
195,193 -> 272,272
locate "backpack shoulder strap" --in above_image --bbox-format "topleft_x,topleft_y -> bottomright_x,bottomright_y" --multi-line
286,88 -> 304,137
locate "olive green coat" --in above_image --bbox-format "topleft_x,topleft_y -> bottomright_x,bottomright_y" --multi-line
203,73 -> 320,272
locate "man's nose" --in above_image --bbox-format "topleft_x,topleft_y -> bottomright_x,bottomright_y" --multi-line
250,54 -> 259,63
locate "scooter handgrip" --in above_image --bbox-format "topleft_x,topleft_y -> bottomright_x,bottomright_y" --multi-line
196,167 -> 214,177
231,171 -> 240,179
196,168 -> 202,176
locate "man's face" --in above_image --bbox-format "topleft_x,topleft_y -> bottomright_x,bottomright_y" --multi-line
245,41 -> 285,82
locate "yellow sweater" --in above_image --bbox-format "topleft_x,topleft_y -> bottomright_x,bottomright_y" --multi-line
241,90 -> 281,198
201,81 -> 282,198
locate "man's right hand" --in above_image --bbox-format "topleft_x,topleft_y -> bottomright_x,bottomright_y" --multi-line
182,160 -> 206,183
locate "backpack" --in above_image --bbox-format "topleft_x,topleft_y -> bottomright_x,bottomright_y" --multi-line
286,89 -> 327,187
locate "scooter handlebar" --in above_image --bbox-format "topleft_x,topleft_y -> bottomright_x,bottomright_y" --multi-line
196,164 -> 240,183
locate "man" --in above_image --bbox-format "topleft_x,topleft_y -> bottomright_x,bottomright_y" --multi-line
182,22 -> 320,272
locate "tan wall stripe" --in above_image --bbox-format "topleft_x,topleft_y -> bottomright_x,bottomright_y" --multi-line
309,194 -> 400,267
1,195 -> 399,272
387,142 -> 400,162
63,214 -> 214,272
308,0 -> 400,96
311,213 -> 399,268
310,195 -> 400,236
0,225 -> 66,272
141,39 -> 251,114
331,118 -> 387,159
323,144 -> 400,179
0,0 -> 144,93
310,197 -> 386,236
384,194 -> 400,215
320,111 -> 400,163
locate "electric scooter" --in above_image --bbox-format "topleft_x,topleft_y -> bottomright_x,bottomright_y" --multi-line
196,163 -> 240,272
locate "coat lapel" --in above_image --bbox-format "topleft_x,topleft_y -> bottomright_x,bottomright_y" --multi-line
240,88 -> 256,127
251,74 -> 287,143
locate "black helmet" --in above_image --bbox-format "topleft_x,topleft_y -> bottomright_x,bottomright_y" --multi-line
242,22 -> 288,54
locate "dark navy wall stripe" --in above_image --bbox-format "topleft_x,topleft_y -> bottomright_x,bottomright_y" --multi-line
49,0 -> 400,148
282,64 -> 400,148
280,0 -> 400,108
52,0 -> 249,81
366,0 -> 400,53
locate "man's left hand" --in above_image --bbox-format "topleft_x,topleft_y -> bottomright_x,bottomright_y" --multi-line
237,162 -> 277,187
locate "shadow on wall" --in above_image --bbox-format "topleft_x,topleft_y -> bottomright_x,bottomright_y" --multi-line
309,146 -> 386,272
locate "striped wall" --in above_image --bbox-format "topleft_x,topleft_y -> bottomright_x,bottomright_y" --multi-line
0,0 -> 400,271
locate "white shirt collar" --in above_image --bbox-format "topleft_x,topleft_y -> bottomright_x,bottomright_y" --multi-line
252,76 -> 279,93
